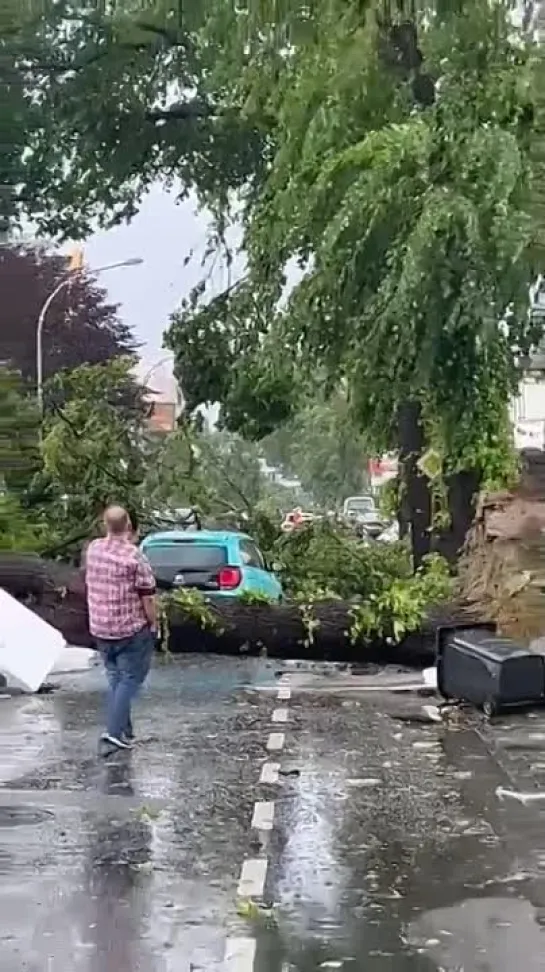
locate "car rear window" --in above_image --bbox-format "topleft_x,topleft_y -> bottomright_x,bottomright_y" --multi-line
144,543 -> 228,571
347,499 -> 375,512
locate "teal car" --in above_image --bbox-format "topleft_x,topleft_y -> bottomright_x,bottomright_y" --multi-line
140,529 -> 283,601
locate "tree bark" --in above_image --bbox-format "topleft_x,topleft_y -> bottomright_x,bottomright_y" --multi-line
433,469 -> 480,564
0,554 -> 473,666
398,401 -> 432,568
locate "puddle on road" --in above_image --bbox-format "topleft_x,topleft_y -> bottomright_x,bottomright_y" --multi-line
257,698 -> 545,972
0,805 -> 53,827
0,702 -> 60,787
151,655 -> 282,693
409,896 -> 545,971
6,655 -> 545,970
0,658 -> 278,972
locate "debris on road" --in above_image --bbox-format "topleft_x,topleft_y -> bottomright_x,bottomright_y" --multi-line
0,588 -> 65,692
437,623 -> 545,716
50,645 -> 97,675
423,666 -> 438,690
496,786 -> 545,805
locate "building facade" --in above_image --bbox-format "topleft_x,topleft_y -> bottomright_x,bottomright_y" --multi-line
137,358 -> 182,434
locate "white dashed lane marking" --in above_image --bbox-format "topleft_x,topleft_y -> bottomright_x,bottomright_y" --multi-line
224,936 -> 256,971
228,677 -> 292,970
251,801 -> 275,831
266,732 -> 285,752
259,762 -> 280,784
237,858 -> 268,898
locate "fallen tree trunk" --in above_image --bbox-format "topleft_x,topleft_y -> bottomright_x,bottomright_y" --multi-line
0,553 -> 82,601
164,599 -> 475,665
0,553 -> 93,648
0,553 -> 473,665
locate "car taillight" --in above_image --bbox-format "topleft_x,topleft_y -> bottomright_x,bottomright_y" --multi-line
218,566 -> 242,590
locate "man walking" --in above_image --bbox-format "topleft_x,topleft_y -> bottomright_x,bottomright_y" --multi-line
85,505 -> 157,752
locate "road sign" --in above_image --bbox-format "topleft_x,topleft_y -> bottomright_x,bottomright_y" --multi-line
368,455 -> 398,488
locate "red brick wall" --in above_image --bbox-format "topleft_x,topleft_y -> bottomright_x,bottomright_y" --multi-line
147,401 -> 176,433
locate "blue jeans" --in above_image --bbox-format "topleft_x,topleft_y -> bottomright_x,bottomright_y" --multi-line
96,627 -> 154,740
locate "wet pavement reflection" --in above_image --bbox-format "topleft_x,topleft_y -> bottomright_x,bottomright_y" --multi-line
0,656 -> 278,971
2,658 -> 545,969
262,693 -> 545,971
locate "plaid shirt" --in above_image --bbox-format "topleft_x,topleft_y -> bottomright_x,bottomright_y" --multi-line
85,537 -> 156,640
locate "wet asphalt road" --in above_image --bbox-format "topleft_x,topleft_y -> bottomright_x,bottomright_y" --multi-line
2,657 -> 545,970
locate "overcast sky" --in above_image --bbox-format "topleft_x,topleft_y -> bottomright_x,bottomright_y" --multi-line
74,184 -> 241,394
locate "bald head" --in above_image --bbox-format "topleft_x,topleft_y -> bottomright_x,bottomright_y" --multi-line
103,505 -> 130,537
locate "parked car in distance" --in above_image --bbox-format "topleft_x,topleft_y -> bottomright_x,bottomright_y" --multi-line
140,529 -> 283,601
150,507 -> 198,528
341,495 -> 385,538
351,510 -> 385,539
342,495 -> 377,519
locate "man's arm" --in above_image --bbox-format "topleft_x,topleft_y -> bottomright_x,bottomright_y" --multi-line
140,594 -> 157,631
134,552 -> 158,630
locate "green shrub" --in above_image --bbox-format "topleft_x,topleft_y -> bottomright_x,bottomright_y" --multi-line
273,520 -> 453,644
272,519 -> 412,601
0,494 -> 43,552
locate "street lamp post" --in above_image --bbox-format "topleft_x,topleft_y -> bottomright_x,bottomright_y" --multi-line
36,256 -> 143,415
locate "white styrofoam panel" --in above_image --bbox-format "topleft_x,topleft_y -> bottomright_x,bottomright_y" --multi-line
0,589 -> 66,692
51,645 -> 97,674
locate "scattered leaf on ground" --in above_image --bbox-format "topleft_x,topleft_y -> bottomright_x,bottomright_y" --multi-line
134,804 -> 161,821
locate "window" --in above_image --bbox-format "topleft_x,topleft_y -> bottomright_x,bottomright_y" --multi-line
239,540 -> 265,569
144,543 -> 227,571
346,497 -> 375,513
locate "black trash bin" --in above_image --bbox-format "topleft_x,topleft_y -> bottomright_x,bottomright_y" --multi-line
437,623 -> 545,716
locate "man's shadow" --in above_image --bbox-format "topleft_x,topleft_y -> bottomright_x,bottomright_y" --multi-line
100,749 -> 135,797
80,755 -> 156,972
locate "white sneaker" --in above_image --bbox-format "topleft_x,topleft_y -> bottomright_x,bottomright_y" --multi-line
100,732 -> 132,751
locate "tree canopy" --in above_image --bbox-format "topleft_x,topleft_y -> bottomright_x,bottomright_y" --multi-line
0,367 -> 44,551
144,423 -> 306,525
0,366 -> 40,495
262,393 -> 369,508
165,2 -> 545,467
0,246 -> 137,384
39,358 -> 147,544
6,0 -> 545,563
0,357 -> 148,553
163,0 -> 545,563
4,0 -> 268,237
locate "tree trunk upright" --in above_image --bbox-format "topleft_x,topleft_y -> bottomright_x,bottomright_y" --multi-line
434,469 -> 480,565
398,401 -> 432,568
